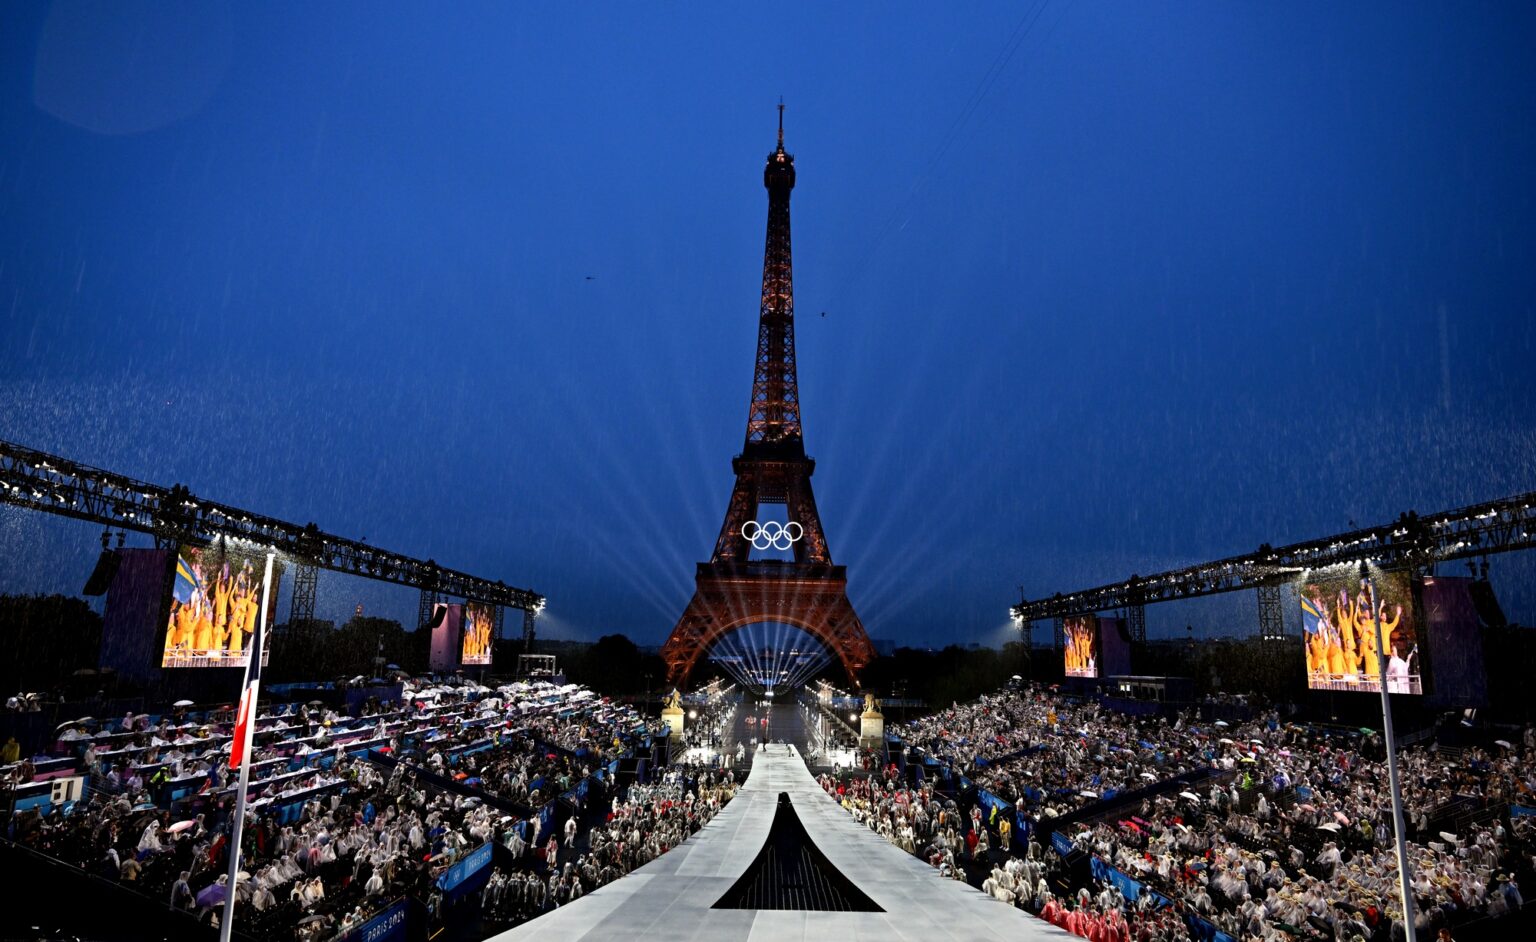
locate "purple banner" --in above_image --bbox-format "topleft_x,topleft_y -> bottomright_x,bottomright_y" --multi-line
1422,576 -> 1487,707
99,548 -> 173,685
429,603 -> 462,673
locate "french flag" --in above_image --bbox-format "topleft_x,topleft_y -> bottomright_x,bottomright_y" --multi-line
228,588 -> 267,771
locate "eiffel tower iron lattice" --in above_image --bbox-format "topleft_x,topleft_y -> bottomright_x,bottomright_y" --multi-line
661,108 -> 876,688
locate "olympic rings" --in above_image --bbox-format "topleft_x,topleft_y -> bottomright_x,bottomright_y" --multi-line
741,520 -> 804,551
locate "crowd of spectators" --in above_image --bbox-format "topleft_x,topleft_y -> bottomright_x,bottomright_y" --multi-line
828,684 -> 1534,941
482,764 -> 738,925
2,680 -> 738,940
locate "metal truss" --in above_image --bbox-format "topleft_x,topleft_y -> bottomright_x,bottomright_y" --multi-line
1126,604 -> 1146,643
522,608 -> 537,653
0,438 -> 543,612
288,561 -> 319,626
1257,584 -> 1285,641
1012,491 -> 1535,622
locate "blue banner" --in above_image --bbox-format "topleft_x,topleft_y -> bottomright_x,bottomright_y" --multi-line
1051,832 -> 1075,857
974,787 -> 1012,823
436,841 -> 494,898
1090,857 -> 1144,903
1511,805 -> 1536,818
334,898 -> 409,942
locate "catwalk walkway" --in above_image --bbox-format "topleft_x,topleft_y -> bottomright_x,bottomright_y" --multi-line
488,745 -> 1068,942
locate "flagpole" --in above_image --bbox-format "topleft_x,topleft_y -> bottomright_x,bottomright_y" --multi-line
220,551 -> 273,942
1363,561 -> 1415,939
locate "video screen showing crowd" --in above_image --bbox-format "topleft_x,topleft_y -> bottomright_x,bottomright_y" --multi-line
1063,615 -> 1098,678
160,542 -> 281,668
463,601 -> 494,666
1301,570 -> 1422,694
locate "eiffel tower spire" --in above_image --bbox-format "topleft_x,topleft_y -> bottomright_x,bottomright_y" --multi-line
747,102 -> 801,448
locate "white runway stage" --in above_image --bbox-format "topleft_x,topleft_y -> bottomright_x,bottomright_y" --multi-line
489,746 -> 1069,942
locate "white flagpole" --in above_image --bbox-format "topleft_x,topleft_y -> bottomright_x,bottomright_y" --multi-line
219,551 -> 273,942
1364,562 -> 1416,938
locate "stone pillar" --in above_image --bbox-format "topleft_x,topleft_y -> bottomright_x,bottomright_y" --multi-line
661,689 -> 685,741
859,694 -> 884,750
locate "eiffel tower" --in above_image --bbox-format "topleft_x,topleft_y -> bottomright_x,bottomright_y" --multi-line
661,107 -> 875,688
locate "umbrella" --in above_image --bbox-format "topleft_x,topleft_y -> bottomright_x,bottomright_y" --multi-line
173,700 -> 195,707
1494,740 -> 1513,748
1438,831 -> 1458,843
1333,811 -> 1350,825
1214,720 -> 1229,727
195,883 -> 227,907
1179,791 -> 1200,801
386,663 -> 401,670
167,820 -> 196,834
1079,790 -> 1098,799
1316,823 -> 1341,832
298,915 -> 326,926
1219,738 -> 1234,745
1139,772 -> 1158,780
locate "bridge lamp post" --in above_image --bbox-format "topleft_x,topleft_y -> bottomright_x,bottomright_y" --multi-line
1361,560 -> 1416,938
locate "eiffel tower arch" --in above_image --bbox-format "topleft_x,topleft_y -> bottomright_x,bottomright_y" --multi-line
661,108 -> 875,688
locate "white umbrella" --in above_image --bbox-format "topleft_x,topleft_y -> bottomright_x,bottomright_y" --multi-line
172,700 -> 195,707
1219,738 -> 1234,745
1213,720 -> 1229,727
1139,772 -> 1157,780
1317,823 -> 1341,832
1494,740 -> 1513,749
1179,791 -> 1200,802
1080,790 -> 1098,798
168,820 -> 197,834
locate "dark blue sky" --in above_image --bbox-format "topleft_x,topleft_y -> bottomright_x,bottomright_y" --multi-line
2,2 -> 1533,648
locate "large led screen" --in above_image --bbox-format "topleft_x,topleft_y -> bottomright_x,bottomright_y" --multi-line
462,601 -> 493,666
1300,571 -> 1421,694
1063,614 -> 1098,678
161,542 -> 280,668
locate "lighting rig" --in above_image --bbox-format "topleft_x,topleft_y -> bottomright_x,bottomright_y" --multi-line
0,438 -> 543,634
1012,491 -> 1535,639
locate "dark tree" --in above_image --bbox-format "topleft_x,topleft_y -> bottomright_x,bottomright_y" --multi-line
0,594 -> 103,694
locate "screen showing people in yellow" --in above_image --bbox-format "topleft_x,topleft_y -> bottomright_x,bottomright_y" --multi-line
161,542 -> 279,668
1063,614 -> 1098,678
1301,571 -> 1421,694
462,601 -> 493,666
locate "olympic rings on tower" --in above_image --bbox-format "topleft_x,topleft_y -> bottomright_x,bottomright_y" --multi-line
741,520 -> 804,551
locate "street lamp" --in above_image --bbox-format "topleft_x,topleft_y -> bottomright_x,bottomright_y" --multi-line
1361,560 -> 1415,937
